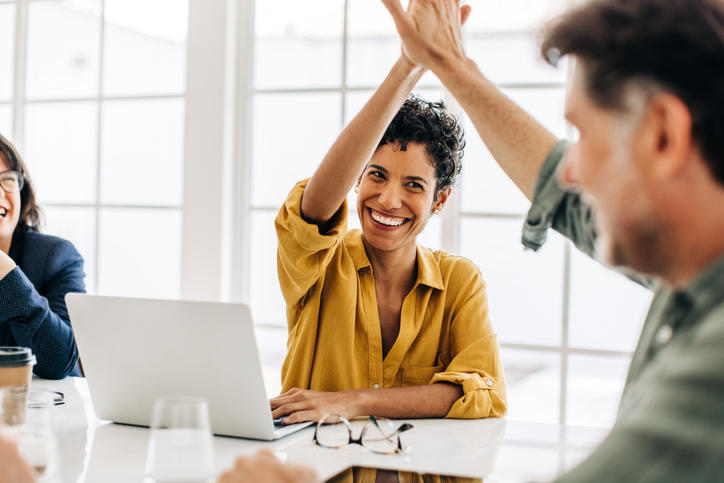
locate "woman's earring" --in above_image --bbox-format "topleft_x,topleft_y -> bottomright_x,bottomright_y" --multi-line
432,207 -> 441,215
354,185 -> 359,194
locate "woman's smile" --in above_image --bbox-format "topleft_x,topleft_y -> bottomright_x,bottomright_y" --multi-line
367,207 -> 410,229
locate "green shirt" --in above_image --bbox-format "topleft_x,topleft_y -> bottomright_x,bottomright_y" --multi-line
523,141 -> 724,482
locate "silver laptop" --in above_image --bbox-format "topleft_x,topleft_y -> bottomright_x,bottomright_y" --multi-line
66,294 -> 311,440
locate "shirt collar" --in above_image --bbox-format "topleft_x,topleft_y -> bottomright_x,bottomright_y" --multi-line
680,253 -> 724,315
346,231 -> 444,290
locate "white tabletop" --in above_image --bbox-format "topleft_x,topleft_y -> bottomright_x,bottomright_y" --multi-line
32,377 -> 607,482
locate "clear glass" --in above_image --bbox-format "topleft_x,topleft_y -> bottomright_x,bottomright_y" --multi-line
97,208 -> 181,298
17,392 -> 59,482
26,0 -> 101,99
100,98 -> 184,206
43,206 -> 96,292
103,0 -> 187,96
502,348 -> 560,424
252,92 -> 341,208
459,218 -> 565,347
0,3 -> 14,101
568,250 -> 652,352
24,101 -> 97,204
254,0 -> 342,89
566,354 -> 630,428
144,396 -> 214,483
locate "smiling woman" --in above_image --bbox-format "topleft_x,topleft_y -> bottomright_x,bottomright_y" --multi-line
272,54 -> 506,424
0,134 -> 85,379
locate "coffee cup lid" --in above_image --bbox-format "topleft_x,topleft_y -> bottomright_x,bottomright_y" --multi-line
0,347 -> 36,367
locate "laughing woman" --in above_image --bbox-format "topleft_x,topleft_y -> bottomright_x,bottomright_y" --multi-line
0,134 -> 85,379
271,55 -> 507,423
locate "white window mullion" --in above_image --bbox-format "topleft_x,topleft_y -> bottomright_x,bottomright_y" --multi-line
12,0 -> 28,147
230,0 -> 255,304
180,0 -> 231,301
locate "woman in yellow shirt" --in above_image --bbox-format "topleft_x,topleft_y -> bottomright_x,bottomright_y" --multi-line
271,53 -> 506,423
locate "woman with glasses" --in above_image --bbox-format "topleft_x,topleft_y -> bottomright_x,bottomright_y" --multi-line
272,50 -> 506,423
0,134 -> 85,379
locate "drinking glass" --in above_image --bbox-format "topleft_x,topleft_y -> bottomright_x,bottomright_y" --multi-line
17,391 -> 59,482
144,396 -> 215,483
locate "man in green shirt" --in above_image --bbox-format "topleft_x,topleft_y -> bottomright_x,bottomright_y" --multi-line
379,0 -> 724,481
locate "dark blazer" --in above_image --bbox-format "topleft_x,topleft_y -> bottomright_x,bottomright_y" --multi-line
0,229 -> 85,378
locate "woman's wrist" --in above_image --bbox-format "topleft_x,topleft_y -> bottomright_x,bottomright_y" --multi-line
395,54 -> 427,79
347,388 -> 376,417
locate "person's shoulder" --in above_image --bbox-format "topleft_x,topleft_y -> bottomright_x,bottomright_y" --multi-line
425,248 -> 485,286
21,231 -> 81,260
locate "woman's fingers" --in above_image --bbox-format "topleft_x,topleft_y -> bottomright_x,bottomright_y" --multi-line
283,409 -> 320,425
272,401 -> 310,419
270,388 -> 304,408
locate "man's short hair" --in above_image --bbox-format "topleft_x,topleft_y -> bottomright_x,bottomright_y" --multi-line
379,94 -> 465,194
541,0 -> 724,185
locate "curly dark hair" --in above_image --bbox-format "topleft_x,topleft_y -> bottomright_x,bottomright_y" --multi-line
541,0 -> 724,186
379,94 -> 465,197
0,133 -> 42,232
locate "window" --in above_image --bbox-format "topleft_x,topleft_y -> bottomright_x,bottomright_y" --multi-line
245,0 -> 653,426
7,0 -> 188,298
5,0 -> 655,427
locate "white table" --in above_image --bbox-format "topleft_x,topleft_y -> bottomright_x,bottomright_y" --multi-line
33,377 -> 607,482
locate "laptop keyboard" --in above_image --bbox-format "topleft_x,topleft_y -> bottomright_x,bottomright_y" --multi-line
273,418 -> 285,429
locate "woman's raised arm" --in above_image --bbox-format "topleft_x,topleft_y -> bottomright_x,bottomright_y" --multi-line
300,56 -> 425,225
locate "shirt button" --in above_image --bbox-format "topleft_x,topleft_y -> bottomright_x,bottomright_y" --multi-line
655,325 -> 673,346
486,380 -> 493,387
373,383 -> 380,389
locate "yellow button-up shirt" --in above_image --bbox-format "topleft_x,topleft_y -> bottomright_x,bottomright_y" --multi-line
276,180 -> 506,418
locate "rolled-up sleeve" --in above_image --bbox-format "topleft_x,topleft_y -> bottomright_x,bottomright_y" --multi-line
522,140 -> 598,258
275,179 -> 348,312
431,264 -> 507,419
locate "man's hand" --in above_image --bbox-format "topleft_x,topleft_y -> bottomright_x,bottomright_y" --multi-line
381,0 -> 472,70
270,388 -> 363,424
0,432 -> 35,483
218,449 -> 317,483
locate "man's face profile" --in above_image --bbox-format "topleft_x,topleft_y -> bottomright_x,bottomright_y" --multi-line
560,60 -> 663,273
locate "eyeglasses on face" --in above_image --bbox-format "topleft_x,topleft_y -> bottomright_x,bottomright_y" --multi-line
313,414 -> 413,455
0,170 -> 24,193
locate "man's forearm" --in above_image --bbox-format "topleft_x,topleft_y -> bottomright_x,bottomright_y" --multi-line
432,56 -> 558,200
355,382 -> 462,419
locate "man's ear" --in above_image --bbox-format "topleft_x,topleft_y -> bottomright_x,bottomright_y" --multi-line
640,93 -> 693,180
433,187 -> 452,213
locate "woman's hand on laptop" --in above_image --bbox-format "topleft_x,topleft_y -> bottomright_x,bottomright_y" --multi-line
270,388 -> 363,424
218,449 -> 317,483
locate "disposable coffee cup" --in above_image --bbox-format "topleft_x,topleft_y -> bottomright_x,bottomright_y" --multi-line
0,347 -> 36,426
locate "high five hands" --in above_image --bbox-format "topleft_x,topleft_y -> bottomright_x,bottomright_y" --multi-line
381,0 -> 472,70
